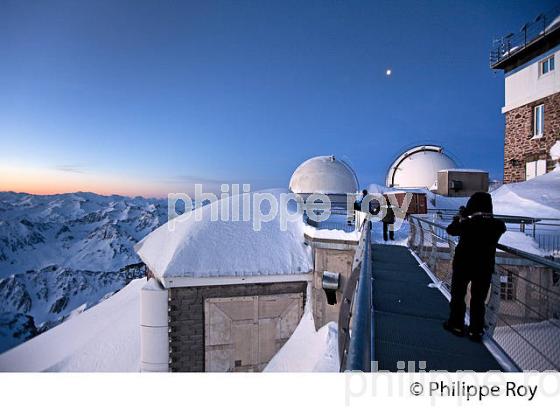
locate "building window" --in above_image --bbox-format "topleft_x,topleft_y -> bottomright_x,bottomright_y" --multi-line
540,55 -> 555,75
500,273 -> 514,301
525,159 -> 547,180
533,104 -> 544,137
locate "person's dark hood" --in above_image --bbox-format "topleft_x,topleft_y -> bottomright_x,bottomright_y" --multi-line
465,192 -> 493,216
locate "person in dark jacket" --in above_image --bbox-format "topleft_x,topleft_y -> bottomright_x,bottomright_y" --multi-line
443,192 -> 506,342
382,199 -> 395,241
354,189 -> 381,215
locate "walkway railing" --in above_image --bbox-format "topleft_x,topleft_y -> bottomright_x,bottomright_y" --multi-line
427,208 -> 560,256
338,211 -> 372,371
408,215 -> 560,371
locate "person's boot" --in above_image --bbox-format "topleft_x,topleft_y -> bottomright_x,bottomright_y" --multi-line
467,328 -> 484,343
443,320 -> 465,337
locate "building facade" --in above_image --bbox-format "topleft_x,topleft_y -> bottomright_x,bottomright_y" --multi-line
491,8 -> 560,183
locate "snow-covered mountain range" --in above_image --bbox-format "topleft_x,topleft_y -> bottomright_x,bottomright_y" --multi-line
0,192 -> 169,353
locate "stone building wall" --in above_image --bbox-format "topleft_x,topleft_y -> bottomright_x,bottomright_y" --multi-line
168,281 -> 307,372
504,92 -> 560,183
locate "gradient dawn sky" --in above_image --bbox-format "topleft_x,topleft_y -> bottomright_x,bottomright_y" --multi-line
1,0 -> 558,197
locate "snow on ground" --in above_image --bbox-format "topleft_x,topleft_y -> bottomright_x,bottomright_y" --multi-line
303,224 -> 360,241
491,169 -> 560,219
550,141 -> 560,163
264,285 -> 339,372
498,231 -> 546,256
264,312 -> 339,372
0,278 -> 144,372
371,219 -> 409,246
135,189 -> 313,279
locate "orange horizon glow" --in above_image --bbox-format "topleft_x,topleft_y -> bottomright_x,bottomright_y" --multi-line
0,165 -> 192,198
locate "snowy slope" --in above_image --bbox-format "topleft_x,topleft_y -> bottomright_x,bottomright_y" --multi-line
0,278 -> 144,372
491,170 -> 560,218
0,192 -> 169,353
264,312 -> 339,372
0,192 -> 168,277
265,284 -> 339,372
0,263 -> 145,353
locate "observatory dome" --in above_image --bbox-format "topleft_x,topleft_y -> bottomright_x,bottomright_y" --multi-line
386,145 -> 457,188
289,155 -> 358,195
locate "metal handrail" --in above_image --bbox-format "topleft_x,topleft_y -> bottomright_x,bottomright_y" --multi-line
411,215 -> 560,271
428,208 -> 560,224
338,213 -> 372,371
408,214 -> 560,371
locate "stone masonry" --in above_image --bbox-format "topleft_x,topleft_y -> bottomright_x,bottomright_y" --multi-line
504,92 -> 560,183
168,281 -> 307,372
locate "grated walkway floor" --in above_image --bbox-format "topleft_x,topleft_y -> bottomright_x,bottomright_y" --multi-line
372,244 -> 502,372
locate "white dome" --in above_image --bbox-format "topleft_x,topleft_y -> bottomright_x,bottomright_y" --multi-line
386,145 -> 457,188
289,156 -> 358,195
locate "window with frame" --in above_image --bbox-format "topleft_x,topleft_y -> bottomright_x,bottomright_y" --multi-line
533,104 -> 544,137
500,272 -> 515,301
540,55 -> 555,75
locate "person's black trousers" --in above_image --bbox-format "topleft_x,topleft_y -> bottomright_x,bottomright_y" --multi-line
382,222 -> 394,241
448,268 -> 492,334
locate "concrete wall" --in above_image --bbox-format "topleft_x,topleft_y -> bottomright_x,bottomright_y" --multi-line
504,50 -> 560,113
310,246 -> 355,329
168,281 -> 307,372
436,170 -> 489,197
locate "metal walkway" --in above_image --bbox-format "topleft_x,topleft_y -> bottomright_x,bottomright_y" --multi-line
372,244 -> 503,372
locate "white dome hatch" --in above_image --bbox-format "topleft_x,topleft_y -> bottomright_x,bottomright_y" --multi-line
386,145 -> 457,188
289,155 -> 359,195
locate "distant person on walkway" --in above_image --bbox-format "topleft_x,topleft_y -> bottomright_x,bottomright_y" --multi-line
353,189 -> 367,211
354,189 -> 380,215
382,201 -> 395,241
443,192 -> 506,342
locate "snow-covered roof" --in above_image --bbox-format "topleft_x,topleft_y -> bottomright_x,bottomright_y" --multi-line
366,183 -> 394,195
289,156 -> 358,195
135,189 -> 313,280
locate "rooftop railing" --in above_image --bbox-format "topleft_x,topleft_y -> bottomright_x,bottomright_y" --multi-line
490,4 -> 560,68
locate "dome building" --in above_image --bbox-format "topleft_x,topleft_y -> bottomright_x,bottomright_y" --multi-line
289,155 -> 358,206
385,145 -> 457,189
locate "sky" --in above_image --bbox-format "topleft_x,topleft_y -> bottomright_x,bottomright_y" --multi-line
1,0 -> 558,197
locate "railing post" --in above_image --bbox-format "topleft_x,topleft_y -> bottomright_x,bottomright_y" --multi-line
418,220 -> 425,259
428,224 -> 437,272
